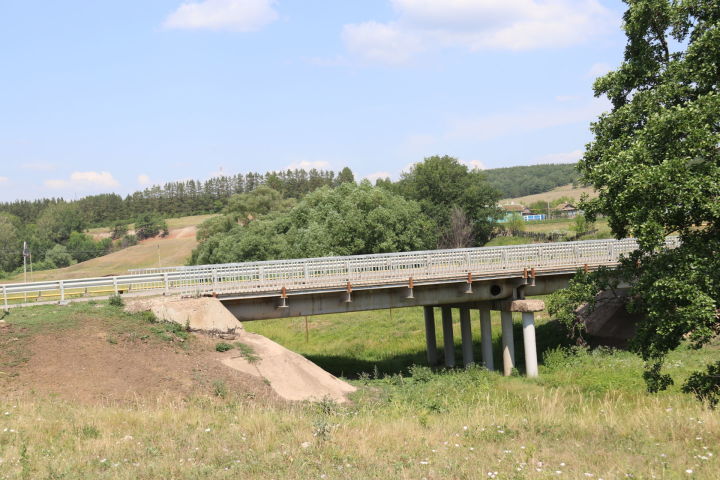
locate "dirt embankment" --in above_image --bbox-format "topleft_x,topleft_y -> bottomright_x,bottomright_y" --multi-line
126,297 -> 356,403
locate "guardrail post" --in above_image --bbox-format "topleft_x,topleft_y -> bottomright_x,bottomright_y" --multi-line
59,281 -> 65,303
304,264 -> 309,282
3,285 -> 8,312
113,277 -> 118,295
164,273 -> 170,295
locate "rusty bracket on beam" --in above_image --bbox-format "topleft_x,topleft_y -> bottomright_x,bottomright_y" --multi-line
277,286 -> 289,309
405,276 -> 415,299
463,272 -> 473,294
344,281 -> 353,303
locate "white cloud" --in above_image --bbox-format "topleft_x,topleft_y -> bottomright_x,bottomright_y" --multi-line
536,149 -> 584,164
283,160 -> 331,170
21,162 -> 57,172
364,171 -> 394,183
44,171 -> 120,190
445,97 -> 610,141
138,174 -> 152,186
587,62 -> 613,77
0,176 -> 8,184
163,0 -> 278,32
343,0 -> 614,65
462,159 -> 486,170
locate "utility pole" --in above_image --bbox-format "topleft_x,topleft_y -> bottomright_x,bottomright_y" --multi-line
22,241 -> 29,302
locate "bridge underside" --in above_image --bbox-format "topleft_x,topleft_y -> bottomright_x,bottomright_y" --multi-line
220,272 -> 573,321
220,272 -> 574,380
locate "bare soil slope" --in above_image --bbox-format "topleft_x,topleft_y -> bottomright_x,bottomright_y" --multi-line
0,306 -> 277,405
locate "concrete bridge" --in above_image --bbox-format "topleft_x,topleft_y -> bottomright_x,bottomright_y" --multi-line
3,237 -> 680,378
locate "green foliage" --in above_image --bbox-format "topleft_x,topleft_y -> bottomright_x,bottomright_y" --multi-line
212,379 -> 228,398
191,182 -> 435,264
335,167 -> 355,185
234,342 -> 260,363
223,185 -> 289,221
134,213 -> 168,240
119,234 -> 138,248
44,244 -> 75,268
571,214 -> 592,237
0,214 -> 21,272
682,360 -> 720,408
505,213 -> 525,232
36,203 -> 86,244
215,342 -> 233,352
398,155 -> 502,245
577,0 -> 720,395
110,223 -> 128,240
284,182 -> 435,257
66,232 -> 109,263
483,163 -> 580,198
108,295 -> 124,308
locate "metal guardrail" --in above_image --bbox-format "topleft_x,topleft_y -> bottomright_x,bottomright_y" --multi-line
3,237 -> 680,309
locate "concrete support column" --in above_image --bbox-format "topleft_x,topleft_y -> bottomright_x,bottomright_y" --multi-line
500,311 -> 515,376
522,312 -> 539,378
423,306 -> 438,366
441,307 -> 455,368
459,307 -> 474,367
479,308 -> 494,371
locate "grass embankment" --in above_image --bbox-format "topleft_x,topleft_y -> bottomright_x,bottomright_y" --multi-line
6,214 -> 215,283
0,303 -> 717,479
500,184 -> 597,206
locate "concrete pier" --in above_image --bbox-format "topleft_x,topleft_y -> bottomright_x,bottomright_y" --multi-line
423,306 -> 438,366
500,311 -> 515,376
522,312 -> 539,378
441,307 -> 455,368
479,308 -> 494,371
459,307 -> 473,367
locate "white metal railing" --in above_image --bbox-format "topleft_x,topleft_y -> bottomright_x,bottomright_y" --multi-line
2,237 -> 680,309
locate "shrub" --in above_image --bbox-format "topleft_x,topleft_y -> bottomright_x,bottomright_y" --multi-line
44,244 -> 74,268
212,380 -> 228,398
134,214 -> 168,240
215,342 -> 233,352
119,234 -> 138,248
110,223 -> 128,240
108,295 -> 124,307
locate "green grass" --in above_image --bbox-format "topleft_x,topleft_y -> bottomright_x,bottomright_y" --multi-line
0,303 -> 718,479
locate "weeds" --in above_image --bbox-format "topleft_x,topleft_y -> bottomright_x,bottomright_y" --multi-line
108,295 -> 124,307
215,342 -> 233,352
234,342 -> 260,363
212,380 -> 228,398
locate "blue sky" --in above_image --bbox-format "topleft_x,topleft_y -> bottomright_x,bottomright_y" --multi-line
0,0 -> 627,201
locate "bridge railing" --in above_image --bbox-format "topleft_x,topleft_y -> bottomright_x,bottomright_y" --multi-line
3,237 -> 679,308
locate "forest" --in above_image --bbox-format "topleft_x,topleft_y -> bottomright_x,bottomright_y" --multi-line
0,160 -> 577,276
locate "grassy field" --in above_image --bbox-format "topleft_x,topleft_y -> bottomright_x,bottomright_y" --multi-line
5,215 -> 214,283
0,302 -> 717,479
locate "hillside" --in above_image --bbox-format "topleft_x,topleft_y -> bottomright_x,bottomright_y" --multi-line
6,214 -> 214,282
484,163 -> 581,198
500,183 -> 597,205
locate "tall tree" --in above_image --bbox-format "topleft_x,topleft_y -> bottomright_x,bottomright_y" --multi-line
398,156 -> 502,246
578,0 -> 719,398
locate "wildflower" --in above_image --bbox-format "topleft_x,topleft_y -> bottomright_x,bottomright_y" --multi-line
685,470 -> 693,474
420,461 -> 429,465
205,428 -> 211,432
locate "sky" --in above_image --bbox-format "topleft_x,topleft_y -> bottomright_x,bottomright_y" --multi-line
0,0 -> 628,202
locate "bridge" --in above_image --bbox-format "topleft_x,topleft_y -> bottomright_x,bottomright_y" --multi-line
1,237 -> 679,379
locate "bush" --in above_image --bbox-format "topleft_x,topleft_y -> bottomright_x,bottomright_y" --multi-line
215,342 -> 233,352
119,234 -> 138,248
682,361 -> 720,408
108,295 -> 124,307
44,244 -> 75,268
110,223 -> 128,240
134,214 -> 168,240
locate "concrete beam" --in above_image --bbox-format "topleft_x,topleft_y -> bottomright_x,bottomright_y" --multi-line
423,306 -> 438,366
222,279 -> 516,321
441,307 -> 455,368
496,299 -> 545,313
459,307 -> 473,367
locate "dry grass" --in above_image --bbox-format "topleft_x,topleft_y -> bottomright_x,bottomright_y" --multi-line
5,215 -> 213,282
0,305 -> 718,479
501,184 -> 597,206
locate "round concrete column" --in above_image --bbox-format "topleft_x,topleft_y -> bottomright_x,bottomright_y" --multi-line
423,306 -> 438,366
522,312 -> 539,378
459,307 -> 474,367
479,308 -> 494,371
441,307 -> 455,368
500,311 -> 515,376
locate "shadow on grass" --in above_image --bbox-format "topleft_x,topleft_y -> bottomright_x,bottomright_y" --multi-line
305,319 -> 574,379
